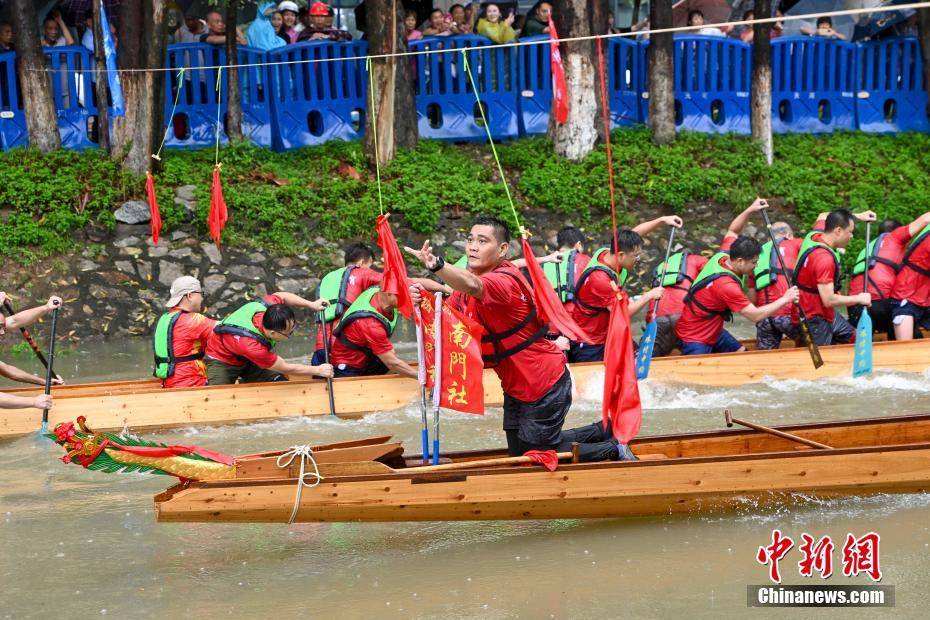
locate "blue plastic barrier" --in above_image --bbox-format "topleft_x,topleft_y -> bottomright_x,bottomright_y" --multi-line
515,35 -> 550,135
45,46 -> 97,149
0,50 -> 27,149
671,35 -> 751,134
266,40 -> 367,150
411,35 -> 519,141
771,36 -> 857,134
607,37 -> 643,126
164,44 -> 275,149
856,37 -> 928,133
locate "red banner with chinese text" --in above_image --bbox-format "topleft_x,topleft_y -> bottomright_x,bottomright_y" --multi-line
417,298 -> 484,415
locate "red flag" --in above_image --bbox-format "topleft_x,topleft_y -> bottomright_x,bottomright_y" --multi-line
418,297 -> 484,415
521,237 -> 591,343
209,165 -> 228,247
523,449 -> 560,471
376,213 -> 413,319
549,17 -> 569,124
145,172 -> 162,244
602,287 -> 643,444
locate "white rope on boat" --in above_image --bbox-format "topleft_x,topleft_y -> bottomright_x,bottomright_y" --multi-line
276,444 -> 323,525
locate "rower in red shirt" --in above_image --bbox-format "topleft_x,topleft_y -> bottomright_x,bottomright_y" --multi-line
205,292 -> 333,385
566,216 -> 682,363
1,292 -> 63,411
675,234 -> 799,355
889,211 -> 930,340
151,276 -> 217,388
793,209 -> 876,346
646,250 -> 707,357
406,215 -> 635,463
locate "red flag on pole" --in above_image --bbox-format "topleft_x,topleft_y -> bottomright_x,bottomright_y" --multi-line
419,297 -> 485,415
376,213 -> 414,319
208,165 -> 228,247
145,172 -> 162,245
602,287 -> 643,444
521,237 -> 591,343
548,17 -> 569,124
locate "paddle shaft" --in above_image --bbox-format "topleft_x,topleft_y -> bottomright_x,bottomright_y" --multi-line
725,411 -> 832,450
1,300 -> 51,370
318,311 -> 336,416
863,222 -> 872,298
414,306 -> 430,463
431,292 -> 442,465
761,208 -> 824,369
412,451 -> 574,473
41,305 -> 60,431
650,227 -> 677,317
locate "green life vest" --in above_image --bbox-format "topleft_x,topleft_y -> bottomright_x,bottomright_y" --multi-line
754,241 -> 786,290
317,265 -> 358,323
652,250 -> 691,289
573,248 -> 628,315
794,231 -> 841,294
453,255 -> 469,268
332,287 -> 398,363
900,224 -> 930,279
213,300 -> 276,351
152,310 -> 204,379
853,233 -> 900,276
683,252 -> 744,322
542,249 -> 581,303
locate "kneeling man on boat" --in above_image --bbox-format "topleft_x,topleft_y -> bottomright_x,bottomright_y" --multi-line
0,292 -> 60,410
152,276 -> 217,389
406,215 -> 633,463
205,292 -> 333,385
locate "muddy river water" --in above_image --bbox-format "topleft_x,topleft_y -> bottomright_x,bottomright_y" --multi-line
2,328 -> 930,617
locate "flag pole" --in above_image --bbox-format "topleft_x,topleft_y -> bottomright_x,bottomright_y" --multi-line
40,302 -> 61,434
318,311 -> 337,416
431,292 -> 442,465
853,222 -> 874,377
414,305 -> 430,463
636,226 -> 676,380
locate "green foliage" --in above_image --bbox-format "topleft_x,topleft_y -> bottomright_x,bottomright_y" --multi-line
1,131 -> 929,262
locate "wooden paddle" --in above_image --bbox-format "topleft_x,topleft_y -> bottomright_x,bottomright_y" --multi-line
761,208 -> 824,369
637,226 -> 676,380
852,222 -> 874,377
40,302 -> 61,434
318,310 -> 337,416
1,300 -> 52,371
724,409 -> 832,450
413,306 -> 430,464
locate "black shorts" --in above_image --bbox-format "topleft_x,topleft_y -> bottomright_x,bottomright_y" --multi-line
807,315 -> 855,347
503,368 -> 571,450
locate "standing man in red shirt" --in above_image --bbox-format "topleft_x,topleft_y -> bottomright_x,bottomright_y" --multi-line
406,215 -> 635,462
675,235 -> 799,355
205,292 -> 333,385
566,216 -> 682,362
793,209 -> 876,346
152,276 -> 217,388
890,211 -> 930,340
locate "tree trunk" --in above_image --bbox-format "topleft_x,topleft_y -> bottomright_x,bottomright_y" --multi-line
111,0 -> 167,175
919,9 -> 930,122
363,0 -> 417,167
548,0 -> 609,161
648,0 -> 675,145
9,0 -> 61,151
751,0 -> 773,165
92,0 -> 110,153
225,1 -> 243,142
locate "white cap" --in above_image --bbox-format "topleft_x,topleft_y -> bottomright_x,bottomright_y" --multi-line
278,1 -> 300,13
166,276 -> 202,308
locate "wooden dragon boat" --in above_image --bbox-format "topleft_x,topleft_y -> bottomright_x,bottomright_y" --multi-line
49,413 -> 930,523
5,337 -> 929,439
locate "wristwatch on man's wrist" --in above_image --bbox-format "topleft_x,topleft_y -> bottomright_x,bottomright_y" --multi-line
428,255 -> 446,273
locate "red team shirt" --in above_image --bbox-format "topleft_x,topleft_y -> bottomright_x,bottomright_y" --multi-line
329,294 -> 396,369
570,268 -> 617,345
162,310 -> 217,388
315,267 -> 383,350
655,254 -> 708,318
675,237 -> 751,345
452,262 -> 565,403
850,225 -> 912,298
794,233 -> 841,322
205,294 -> 285,369
891,233 -> 930,307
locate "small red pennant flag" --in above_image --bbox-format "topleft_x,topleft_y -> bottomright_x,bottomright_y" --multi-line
145,172 -> 162,244
548,17 -> 569,124
209,165 -> 228,247
523,449 -> 560,471
602,287 -> 643,444
521,237 -> 591,343
376,213 -> 414,319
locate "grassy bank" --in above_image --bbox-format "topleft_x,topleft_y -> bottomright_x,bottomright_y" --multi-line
2,129 -> 928,264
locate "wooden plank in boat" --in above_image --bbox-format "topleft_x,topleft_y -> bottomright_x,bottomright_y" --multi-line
236,443 -> 404,479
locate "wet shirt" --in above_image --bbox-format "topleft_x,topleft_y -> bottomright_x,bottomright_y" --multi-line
569,269 -> 617,345
891,231 -> 930,307
205,294 -> 284,369
162,310 -> 216,389
329,295 -> 396,370
315,267 -> 383,350
850,225 -> 912,299
451,262 -> 565,403
795,234 -> 839,321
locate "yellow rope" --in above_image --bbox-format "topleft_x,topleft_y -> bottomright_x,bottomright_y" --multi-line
152,67 -> 185,161
214,66 -> 223,167
366,56 -> 384,215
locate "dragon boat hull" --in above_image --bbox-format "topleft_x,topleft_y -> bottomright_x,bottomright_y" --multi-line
153,413 -> 930,523
4,338 -> 930,439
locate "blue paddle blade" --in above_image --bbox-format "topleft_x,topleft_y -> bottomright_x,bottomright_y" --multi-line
636,320 -> 659,380
421,428 -> 430,463
852,310 -> 873,378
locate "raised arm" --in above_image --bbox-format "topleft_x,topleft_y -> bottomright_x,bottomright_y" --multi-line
272,291 -> 327,312
632,215 -> 683,238
725,198 -> 768,241
3,296 -> 61,330
405,240 -> 485,299
908,212 -> 930,237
